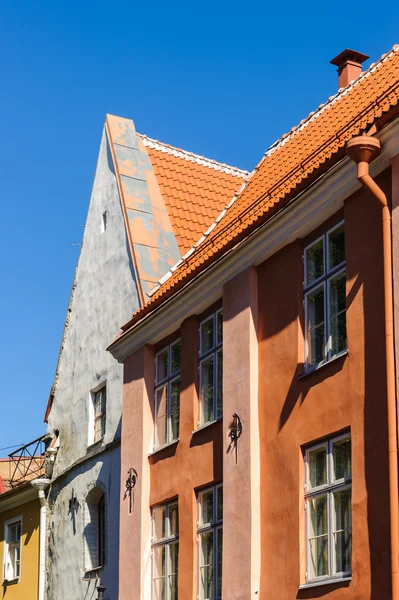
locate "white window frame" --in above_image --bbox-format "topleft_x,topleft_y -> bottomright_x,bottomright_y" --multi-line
304,433 -> 352,584
3,516 -> 22,584
304,221 -> 346,371
197,484 -> 223,600
88,383 -> 106,446
154,339 -> 181,450
198,309 -> 223,426
151,501 -> 179,600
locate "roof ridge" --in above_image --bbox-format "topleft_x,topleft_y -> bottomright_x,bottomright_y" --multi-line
145,43 -> 399,299
264,43 -> 399,159
138,133 -> 251,178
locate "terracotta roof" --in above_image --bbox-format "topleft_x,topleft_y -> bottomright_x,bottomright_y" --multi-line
121,44 -> 399,332
139,134 -> 249,255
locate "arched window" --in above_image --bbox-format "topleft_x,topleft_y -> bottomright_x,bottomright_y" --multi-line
84,487 -> 106,572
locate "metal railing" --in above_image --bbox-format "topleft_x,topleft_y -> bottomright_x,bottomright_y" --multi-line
8,435 -> 47,487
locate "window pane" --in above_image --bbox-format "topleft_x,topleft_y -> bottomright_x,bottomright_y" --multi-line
169,542 -> 179,600
309,536 -> 328,578
308,495 -> 328,537
156,386 -> 168,447
8,523 -> 20,544
306,239 -> 324,285
153,506 -> 166,541
15,544 -> 21,578
332,437 -> 351,480
306,286 -> 325,366
308,446 -> 327,489
217,528 -> 223,598
169,379 -> 180,442
334,488 -> 351,573
169,503 -> 179,536
216,311 -> 223,344
153,546 -> 166,600
328,224 -> 345,270
216,350 -> 223,418
329,271 -> 346,356
200,357 -> 214,424
334,488 -> 351,531
199,531 -> 214,600
199,489 -> 214,526
334,530 -> 351,574
201,317 -> 214,355
157,348 -> 169,382
170,341 -> 181,375
217,487 -> 223,521
95,391 -> 103,415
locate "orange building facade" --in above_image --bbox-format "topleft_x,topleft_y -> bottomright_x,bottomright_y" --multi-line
109,46 -> 399,599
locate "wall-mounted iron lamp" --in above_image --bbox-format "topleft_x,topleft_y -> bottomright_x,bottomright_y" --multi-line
124,468 -> 138,513
96,579 -> 106,599
228,413 -> 243,463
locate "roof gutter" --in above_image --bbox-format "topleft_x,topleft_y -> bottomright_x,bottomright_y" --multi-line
346,135 -> 399,599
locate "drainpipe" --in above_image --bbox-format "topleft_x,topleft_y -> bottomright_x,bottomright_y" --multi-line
346,135 -> 399,600
31,479 -> 50,600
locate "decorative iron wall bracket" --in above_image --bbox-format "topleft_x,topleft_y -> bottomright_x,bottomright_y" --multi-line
228,413 -> 243,463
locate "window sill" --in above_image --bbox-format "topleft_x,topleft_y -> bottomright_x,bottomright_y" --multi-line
148,439 -> 179,457
87,437 -> 104,451
3,578 -> 19,587
192,416 -> 222,435
298,349 -> 348,380
83,566 -> 103,580
299,575 -> 352,590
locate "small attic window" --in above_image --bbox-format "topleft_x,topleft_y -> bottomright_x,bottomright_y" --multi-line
101,211 -> 107,233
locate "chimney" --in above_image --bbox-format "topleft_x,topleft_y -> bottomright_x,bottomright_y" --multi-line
330,49 -> 369,89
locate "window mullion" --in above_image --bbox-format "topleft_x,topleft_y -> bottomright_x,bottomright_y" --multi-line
328,489 -> 334,577
214,350 -> 217,419
325,278 -> 330,361
167,381 -> 171,445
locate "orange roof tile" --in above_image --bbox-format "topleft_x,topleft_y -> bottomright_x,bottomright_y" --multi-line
139,135 -> 249,255
120,45 -> 399,332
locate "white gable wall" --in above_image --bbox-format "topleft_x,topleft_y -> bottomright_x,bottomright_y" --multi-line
46,129 -> 140,599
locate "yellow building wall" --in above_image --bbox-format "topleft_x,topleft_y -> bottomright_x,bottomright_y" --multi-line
0,498 -> 40,600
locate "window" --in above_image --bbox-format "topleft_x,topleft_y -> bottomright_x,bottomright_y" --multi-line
92,386 -> 106,444
197,485 -> 223,600
304,434 -> 351,583
101,210 -> 107,233
84,488 -> 106,572
3,518 -> 22,582
304,222 -> 346,369
155,340 -> 181,448
199,309 -> 223,425
152,501 -> 179,600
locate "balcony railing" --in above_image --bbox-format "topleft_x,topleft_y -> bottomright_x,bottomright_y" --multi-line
8,435 -> 47,487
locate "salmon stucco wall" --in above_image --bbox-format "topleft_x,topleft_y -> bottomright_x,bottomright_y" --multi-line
0,498 -> 40,600
257,170 -> 392,599
120,316 -> 223,599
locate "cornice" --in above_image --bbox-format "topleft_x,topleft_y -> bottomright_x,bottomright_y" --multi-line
108,117 -> 399,362
0,486 -> 38,513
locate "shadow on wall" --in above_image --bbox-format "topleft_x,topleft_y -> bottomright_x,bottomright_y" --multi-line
47,449 -> 120,600
257,179 -> 391,598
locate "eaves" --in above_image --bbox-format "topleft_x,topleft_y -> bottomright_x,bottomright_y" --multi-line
108,116 -> 399,362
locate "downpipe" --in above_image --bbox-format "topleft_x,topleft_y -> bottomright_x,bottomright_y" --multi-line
31,479 -> 50,600
346,136 -> 399,599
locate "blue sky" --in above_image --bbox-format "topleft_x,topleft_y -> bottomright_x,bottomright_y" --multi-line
0,0 -> 398,450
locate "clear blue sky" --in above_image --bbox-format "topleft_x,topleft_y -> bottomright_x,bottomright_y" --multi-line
0,0 -> 398,451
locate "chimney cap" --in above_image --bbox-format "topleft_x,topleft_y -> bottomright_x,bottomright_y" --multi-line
330,48 -> 369,68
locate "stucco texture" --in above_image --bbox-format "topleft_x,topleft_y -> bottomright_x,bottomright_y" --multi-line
46,128 -> 140,599
257,171 -> 392,598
